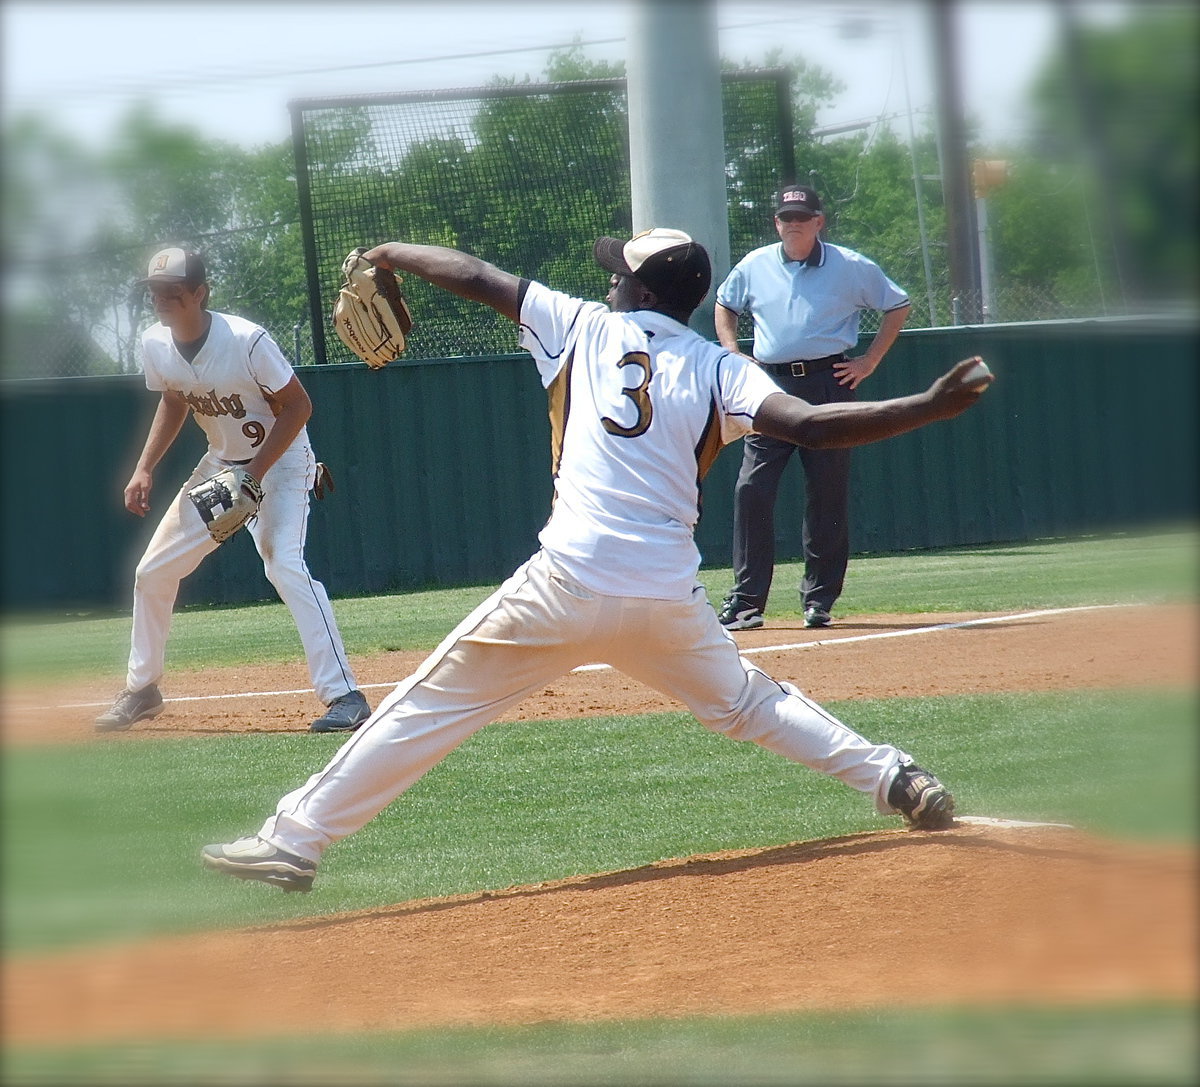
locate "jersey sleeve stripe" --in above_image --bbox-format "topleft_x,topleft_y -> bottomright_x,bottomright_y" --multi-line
693,398 -> 724,483
546,353 -> 574,478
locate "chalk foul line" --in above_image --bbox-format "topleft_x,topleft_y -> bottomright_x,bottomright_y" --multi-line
571,603 -> 1127,672
53,603 -> 1127,710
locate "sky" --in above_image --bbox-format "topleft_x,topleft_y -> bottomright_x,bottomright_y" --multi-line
3,0 -> 1137,154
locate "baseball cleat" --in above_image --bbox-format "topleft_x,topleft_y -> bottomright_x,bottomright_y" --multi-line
310,689 -> 371,733
718,595 -> 764,630
888,761 -> 956,830
803,605 -> 832,629
94,684 -> 164,732
201,836 -> 317,892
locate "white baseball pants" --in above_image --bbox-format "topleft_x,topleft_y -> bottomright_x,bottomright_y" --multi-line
260,549 -> 908,863
126,444 -> 358,705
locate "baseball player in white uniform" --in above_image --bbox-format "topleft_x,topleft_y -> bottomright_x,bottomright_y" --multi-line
95,248 -> 370,734
203,229 -> 992,891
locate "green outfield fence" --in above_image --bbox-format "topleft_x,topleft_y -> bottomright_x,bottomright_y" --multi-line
2,314 -> 1195,612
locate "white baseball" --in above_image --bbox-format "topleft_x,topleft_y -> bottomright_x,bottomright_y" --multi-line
963,359 -> 992,386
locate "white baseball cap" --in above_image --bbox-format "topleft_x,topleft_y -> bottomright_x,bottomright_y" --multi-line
137,247 -> 207,286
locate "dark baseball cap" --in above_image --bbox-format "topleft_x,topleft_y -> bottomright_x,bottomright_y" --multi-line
137,247 -> 207,286
775,185 -> 823,218
593,228 -> 712,311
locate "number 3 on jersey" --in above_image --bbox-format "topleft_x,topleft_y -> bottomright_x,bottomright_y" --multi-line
601,351 -> 653,438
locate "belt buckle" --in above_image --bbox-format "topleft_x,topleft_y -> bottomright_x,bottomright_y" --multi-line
790,361 -> 807,377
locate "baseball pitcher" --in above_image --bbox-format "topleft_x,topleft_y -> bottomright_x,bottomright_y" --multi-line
203,229 -> 992,891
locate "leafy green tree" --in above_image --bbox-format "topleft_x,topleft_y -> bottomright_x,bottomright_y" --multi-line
1,112 -> 128,377
1026,3 -> 1198,300
20,11 -> 1186,381
2,105 -> 313,376
722,48 -> 843,260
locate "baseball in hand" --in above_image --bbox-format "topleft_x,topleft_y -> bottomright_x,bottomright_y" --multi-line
962,359 -> 992,387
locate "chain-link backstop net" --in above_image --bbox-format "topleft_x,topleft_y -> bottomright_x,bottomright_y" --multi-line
290,72 -> 794,363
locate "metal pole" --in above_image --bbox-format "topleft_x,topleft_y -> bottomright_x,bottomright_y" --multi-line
898,18 -> 939,327
293,314 -> 306,368
928,0 -> 980,323
627,0 -> 729,337
290,102 -> 330,365
775,70 -> 796,184
976,195 -> 994,321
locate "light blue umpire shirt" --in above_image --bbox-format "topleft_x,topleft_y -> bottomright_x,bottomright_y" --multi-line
716,239 -> 910,364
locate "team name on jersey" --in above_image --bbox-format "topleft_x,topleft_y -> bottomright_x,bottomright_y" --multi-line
184,389 -> 247,420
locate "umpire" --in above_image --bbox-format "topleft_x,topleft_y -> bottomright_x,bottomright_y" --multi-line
715,184 -> 911,630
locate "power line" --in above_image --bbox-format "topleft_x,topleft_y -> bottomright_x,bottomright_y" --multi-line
12,16 -> 819,104
14,37 -> 627,103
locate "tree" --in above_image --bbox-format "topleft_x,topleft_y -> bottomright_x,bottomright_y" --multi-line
1027,2 -> 1198,301
1,112 -> 128,377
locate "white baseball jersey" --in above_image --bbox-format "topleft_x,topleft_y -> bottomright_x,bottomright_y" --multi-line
141,311 -> 308,461
518,281 -> 783,599
129,311 -> 356,706
255,280 -> 914,866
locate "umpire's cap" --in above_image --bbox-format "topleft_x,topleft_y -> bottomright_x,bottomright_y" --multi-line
138,247 -> 207,287
594,228 -> 711,312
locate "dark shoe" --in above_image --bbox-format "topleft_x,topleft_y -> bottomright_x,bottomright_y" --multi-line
718,595 -> 764,630
310,689 -> 371,733
201,836 -> 316,892
888,761 -> 956,830
94,684 -> 164,732
803,605 -> 832,629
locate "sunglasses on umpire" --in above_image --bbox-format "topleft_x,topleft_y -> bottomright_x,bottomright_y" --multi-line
776,212 -> 817,223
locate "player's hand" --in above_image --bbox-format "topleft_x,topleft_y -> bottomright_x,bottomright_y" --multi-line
124,468 -> 153,516
925,357 -> 994,420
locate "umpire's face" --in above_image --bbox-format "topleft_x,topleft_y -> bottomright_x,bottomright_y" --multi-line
774,211 -> 823,255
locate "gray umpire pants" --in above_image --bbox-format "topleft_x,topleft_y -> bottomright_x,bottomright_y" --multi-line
731,360 -> 855,615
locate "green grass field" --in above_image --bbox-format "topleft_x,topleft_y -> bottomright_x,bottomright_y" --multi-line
2,526 -> 1197,1085
2,526 -> 1196,681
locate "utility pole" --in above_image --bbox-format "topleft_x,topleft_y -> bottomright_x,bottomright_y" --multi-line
627,0 -> 729,337
973,159 -> 1009,322
928,0 -> 980,324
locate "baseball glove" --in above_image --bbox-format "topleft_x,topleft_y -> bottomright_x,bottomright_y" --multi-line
187,466 -> 264,544
332,247 -> 413,368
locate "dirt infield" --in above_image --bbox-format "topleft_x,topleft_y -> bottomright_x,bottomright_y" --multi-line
7,826 -> 1196,1046
3,603 -> 1197,1045
5,603 -> 1196,743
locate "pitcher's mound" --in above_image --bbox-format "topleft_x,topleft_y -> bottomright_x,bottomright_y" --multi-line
5,823 -> 1195,1045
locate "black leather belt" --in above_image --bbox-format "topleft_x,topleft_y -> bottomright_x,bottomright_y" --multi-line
759,354 -> 844,378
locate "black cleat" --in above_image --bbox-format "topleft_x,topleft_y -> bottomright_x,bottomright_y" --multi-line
803,605 -> 832,629
718,595 -> 764,630
310,689 -> 371,733
888,762 -> 956,830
